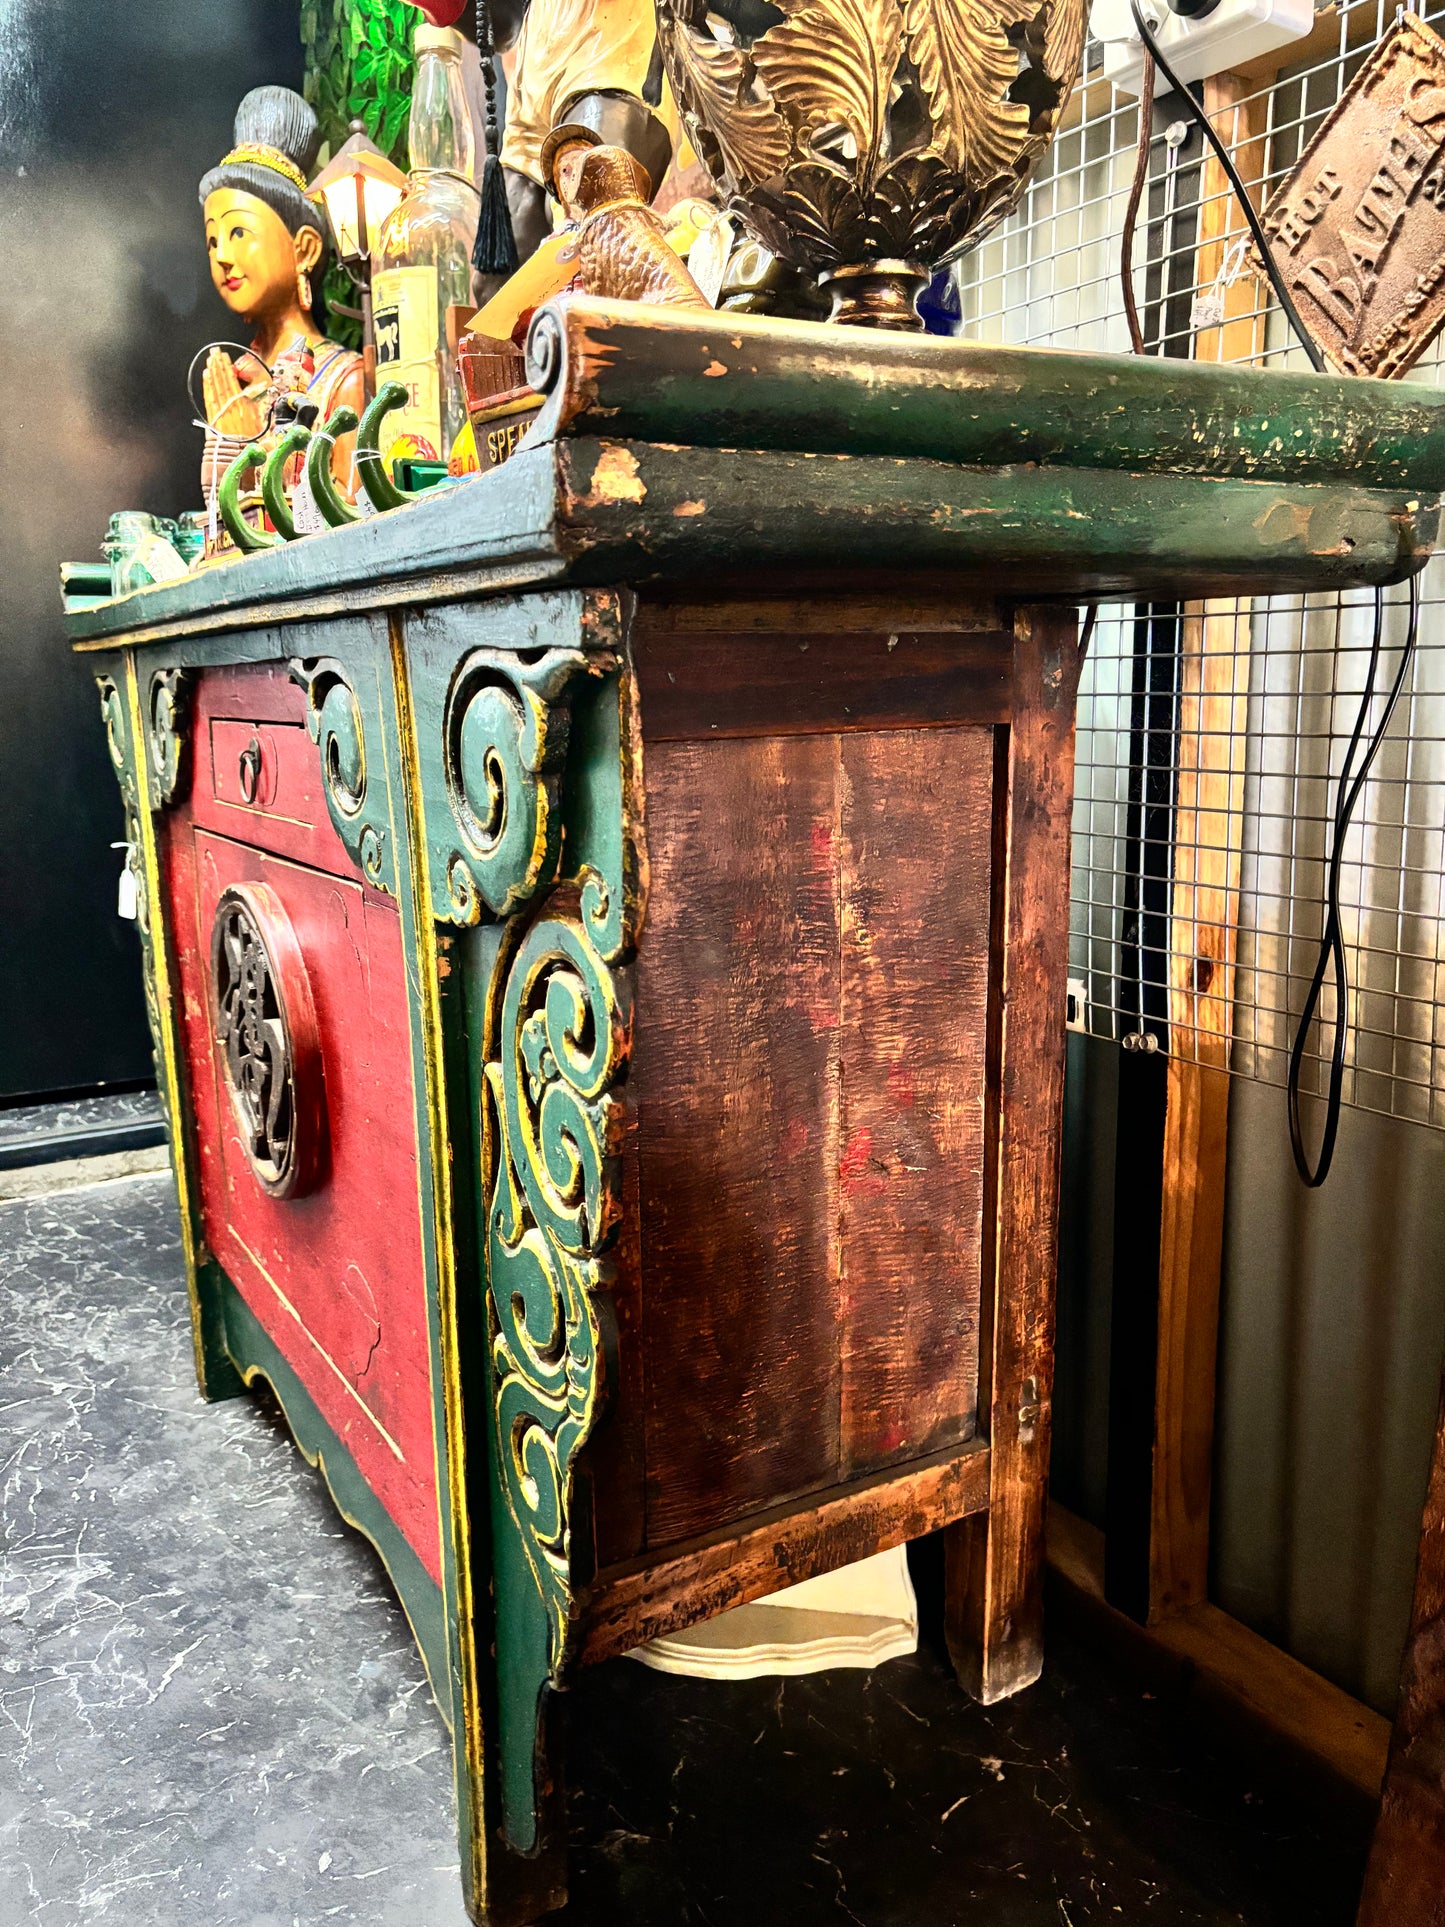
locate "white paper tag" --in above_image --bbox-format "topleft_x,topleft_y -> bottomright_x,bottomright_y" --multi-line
133,532 -> 190,584
117,862 -> 139,921
291,468 -> 329,538
1191,290 -> 1225,331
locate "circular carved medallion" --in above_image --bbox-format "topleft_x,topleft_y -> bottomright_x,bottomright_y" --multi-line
210,884 -> 325,1199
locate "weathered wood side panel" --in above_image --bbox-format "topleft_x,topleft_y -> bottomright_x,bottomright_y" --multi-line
627,713 -> 994,1553
1357,1366 -> 1445,1927
635,732 -> 844,1547
582,1441 -> 992,1664
837,728 -> 991,1475
632,629 -> 1012,741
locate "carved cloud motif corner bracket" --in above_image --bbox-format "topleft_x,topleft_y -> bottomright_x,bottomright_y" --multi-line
470,647 -> 644,1812
436,645 -> 619,929
288,657 -> 396,896
96,672 -> 165,1077
146,668 -> 193,810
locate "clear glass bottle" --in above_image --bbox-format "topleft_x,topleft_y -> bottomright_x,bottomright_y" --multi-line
101,512 -> 188,595
372,25 -> 480,463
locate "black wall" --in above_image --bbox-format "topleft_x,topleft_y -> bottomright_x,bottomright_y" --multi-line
0,0 -> 301,1100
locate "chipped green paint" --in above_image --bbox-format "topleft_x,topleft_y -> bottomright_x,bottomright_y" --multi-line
524,297 -> 1445,491
402,591 -> 642,1854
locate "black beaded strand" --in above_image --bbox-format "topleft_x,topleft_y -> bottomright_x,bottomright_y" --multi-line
472,0 -> 519,277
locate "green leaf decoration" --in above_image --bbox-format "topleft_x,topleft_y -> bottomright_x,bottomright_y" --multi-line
301,0 -> 418,351
302,0 -> 416,170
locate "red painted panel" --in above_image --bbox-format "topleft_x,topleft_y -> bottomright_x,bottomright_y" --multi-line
187,665 -> 360,880
163,677 -> 440,1584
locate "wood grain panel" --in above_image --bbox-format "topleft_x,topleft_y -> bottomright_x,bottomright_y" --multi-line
636,734 -> 844,1546
947,606 -> 1081,1703
837,729 -> 991,1474
633,630 -> 1012,741
628,721 -> 996,1554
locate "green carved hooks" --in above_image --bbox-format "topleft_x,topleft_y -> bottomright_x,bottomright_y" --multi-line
217,423 -> 313,551
306,406 -> 361,527
217,384 -> 448,549
261,425 -> 313,542
217,442 -> 283,554
355,380 -> 428,514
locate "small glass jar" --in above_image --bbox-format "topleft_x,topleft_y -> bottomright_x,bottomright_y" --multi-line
171,512 -> 209,570
102,512 -> 188,595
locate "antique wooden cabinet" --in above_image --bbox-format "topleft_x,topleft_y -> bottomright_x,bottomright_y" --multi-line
69,301 -> 1445,1923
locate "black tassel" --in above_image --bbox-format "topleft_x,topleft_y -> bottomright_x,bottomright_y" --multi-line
472,0 -> 519,277
474,152 -> 519,276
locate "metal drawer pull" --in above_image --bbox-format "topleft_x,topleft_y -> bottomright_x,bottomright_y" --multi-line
238,736 -> 262,805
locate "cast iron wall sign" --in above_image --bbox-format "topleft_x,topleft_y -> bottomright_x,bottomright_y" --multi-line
1261,11 -> 1445,377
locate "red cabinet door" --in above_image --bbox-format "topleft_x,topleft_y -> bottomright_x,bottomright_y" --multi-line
163,668 -> 442,1587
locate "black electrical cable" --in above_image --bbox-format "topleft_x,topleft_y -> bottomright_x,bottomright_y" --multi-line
1123,0 -> 1422,1185
1286,574 -> 1421,1183
1127,0 -> 1326,374
1120,43 -> 1156,356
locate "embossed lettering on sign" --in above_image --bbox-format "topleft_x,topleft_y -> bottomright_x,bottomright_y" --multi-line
1260,12 -> 1445,376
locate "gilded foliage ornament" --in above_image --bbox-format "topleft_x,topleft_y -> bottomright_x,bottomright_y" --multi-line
654,0 -> 1087,325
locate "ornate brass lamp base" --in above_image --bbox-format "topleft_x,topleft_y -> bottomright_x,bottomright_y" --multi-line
822,261 -> 931,332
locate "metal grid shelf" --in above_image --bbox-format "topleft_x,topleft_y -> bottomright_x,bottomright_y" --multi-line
960,5 -> 1445,1128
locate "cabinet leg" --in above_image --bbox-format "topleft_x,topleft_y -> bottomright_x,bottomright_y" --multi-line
943,1470 -> 1048,1705
942,606 -> 1077,1707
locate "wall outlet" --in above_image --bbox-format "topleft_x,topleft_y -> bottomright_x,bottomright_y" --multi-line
1066,977 -> 1089,1033
1089,0 -> 1314,98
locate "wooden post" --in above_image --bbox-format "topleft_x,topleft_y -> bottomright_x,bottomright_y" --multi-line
1357,1366 -> 1445,1927
1148,71 -> 1266,1624
1150,600 -> 1250,1618
947,605 -> 1082,1700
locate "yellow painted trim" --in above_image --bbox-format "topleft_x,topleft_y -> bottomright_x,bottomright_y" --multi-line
387,614 -> 491,1901
122,652 -> 212,1394
471,391 -> 545,425
228,1229 -> 408,1461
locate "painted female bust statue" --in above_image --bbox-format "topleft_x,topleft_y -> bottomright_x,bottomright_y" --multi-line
199,88 -> 364,501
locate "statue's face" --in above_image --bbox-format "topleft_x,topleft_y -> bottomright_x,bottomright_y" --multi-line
204,188 -> 300,321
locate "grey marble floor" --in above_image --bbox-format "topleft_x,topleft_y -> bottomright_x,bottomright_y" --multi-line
1,1175 -> 1370,1927
0,1176 -> 464,1926
0,1090 -> 163,1150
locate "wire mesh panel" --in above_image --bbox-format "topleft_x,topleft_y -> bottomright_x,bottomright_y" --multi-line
959,10 -> 1445,1127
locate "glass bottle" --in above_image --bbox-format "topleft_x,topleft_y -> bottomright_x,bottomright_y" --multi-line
372,24 -> 480,464
101,512 -> 188,595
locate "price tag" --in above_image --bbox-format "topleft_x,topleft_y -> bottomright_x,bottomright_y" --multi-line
112,841 -> 138,920
291,469 -> 329,538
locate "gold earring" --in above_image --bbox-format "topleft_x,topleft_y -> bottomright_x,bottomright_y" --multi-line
298,268 -> 313,310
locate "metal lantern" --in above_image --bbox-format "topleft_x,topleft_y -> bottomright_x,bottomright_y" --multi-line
307,122 -> 407,369
654,0 -> 1089,328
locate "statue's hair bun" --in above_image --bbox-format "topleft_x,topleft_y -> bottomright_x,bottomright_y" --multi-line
232,87 -> 323,178
199,84 -> 327,261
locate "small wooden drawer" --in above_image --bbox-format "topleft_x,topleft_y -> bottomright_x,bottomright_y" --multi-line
186,665 -> 358,881
208,716 -> 316,820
